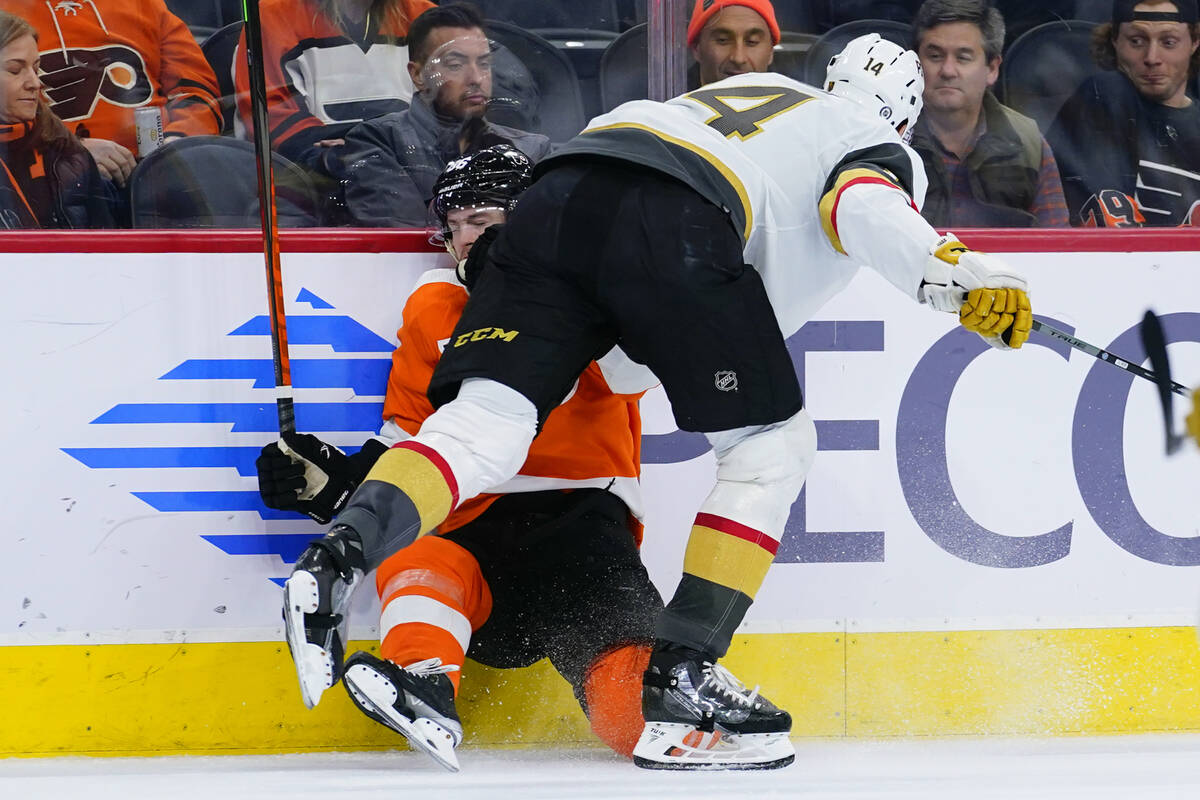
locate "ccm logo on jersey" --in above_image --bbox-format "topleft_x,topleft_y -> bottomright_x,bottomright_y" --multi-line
453,327 -> 519,347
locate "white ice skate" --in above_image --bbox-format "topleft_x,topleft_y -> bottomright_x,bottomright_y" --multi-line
634,647 -> 795,770
282,528 -> 364,708
343,652 -> 463,772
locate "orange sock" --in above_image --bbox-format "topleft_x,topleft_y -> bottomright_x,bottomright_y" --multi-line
375,536 -> 492,694
583,643 -> 652,757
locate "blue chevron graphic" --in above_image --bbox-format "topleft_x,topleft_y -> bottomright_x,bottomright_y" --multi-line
63,290 -> 394,575
134,491 -> 307,519
62,444 -> 365,475
203,533 -> 320,562
160,359 -> 390,394
297,289 -> 334,309
90,402 -> 384,432
229,315 -> 393,352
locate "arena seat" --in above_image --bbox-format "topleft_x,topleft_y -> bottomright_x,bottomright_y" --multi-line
803,19 -> 913,85
1071,0 -> 1112,23
812,1 -> 921,32
484,20 -> 588,142
200,22 -> 242,135
473,0 -> 622,32
130,136 -> 322,228
166,0 -> 243,40
599,23 -> 647,112
772,2 -> 819,34
998,19 -> 1100,132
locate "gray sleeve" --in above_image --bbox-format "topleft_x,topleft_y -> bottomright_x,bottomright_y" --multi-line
341,119 -> 439,228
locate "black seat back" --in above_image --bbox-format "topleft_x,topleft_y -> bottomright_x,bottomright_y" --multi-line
599,22 -> 648,112
201,21 -> 243,135
484,20 -> 588,142
803,19 -> 914,85
130,136 -> 322,228
998,19 -> 1099,131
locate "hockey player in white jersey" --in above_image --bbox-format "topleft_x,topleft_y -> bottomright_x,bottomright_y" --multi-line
282,33 -> 1032,771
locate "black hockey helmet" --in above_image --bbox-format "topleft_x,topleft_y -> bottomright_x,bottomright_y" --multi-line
429,144 -> 533,244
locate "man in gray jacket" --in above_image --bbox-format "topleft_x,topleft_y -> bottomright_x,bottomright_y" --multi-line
340,2 -> 551,227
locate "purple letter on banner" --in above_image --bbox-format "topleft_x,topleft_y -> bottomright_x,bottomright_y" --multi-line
1075,312 -> 1200,565
776,321 -> 885,563
896,320 -> 1074,567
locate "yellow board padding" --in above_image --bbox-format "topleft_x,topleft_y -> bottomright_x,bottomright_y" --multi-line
847,627 -> 1200,737
4,626 -> 1200,757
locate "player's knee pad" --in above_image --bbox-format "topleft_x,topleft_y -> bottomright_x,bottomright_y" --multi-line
704,408 -> 817,535
583,642 -> 652,758
413,378 -> 537,502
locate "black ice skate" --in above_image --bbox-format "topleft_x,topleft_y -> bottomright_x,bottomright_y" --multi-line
633,645 -> 795,770
342,651 -> 463,772
282,525 -> 365,709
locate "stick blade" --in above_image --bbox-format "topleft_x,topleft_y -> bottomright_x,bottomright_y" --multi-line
1139,310 -> 1182,455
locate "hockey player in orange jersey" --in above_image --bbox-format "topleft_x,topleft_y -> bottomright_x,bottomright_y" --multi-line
13,0 -> 221,188
258,145 -> 664,771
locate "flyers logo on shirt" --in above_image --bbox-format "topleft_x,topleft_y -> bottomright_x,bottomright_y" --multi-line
38,45 -> 153,121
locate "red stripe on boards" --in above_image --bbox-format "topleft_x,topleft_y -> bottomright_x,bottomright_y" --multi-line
2,228 -> 1199,254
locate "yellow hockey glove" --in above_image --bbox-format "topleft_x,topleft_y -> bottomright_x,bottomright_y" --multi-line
920,234 -> 1032,350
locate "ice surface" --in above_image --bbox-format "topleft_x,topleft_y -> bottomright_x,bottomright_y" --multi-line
3,735 -> 1200,799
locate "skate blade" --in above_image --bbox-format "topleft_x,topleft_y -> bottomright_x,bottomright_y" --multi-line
344,663 -> 461,772
282,572 -> 334,710
632,722 -> 795,771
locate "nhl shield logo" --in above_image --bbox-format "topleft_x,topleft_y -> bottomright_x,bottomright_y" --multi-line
714,370 -> 738,392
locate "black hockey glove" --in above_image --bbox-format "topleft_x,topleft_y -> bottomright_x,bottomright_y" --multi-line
256,433 -> 389,524
457,223 -> 503,289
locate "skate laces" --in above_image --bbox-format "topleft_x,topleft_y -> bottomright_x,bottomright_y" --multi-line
403,657 -> 461,678
703,663 -> 761,708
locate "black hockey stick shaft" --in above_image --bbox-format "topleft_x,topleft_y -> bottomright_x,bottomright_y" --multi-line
1031,318 -> 1191,399
1138,310 -> 1187,454
242,0 -> 295,434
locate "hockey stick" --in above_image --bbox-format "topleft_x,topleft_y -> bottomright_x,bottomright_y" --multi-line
1138,310 -> 1187,455
242,0 -> 295,434
1031,318 -> 1191,400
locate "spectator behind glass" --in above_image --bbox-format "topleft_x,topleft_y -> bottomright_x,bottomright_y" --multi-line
11,0 -> 222,189
1047,0 -> 1200,226
339,2 -> 551,227
908,0 -> 1069,227
687,0 -> 779,86
0,11 -> 113,229
233,0 -> 435,171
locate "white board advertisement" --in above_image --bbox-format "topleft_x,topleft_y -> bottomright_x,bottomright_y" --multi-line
3,248 -> 1198,644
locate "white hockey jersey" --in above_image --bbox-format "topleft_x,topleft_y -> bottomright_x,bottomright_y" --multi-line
543,72 -> 941,338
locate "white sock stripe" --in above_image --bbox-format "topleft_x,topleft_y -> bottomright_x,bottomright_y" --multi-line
379,594 -> 472,654
380,568 -> 467,608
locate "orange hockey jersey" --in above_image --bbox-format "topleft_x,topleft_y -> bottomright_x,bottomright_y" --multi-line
232,0 -> 434,152
379,268 -> 651,534
15,0 -> 221,154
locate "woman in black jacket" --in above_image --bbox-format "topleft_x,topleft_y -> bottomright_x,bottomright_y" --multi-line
0,10 -> 113,229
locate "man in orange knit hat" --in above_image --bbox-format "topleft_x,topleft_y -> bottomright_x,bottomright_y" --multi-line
688,0 -> 780,85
